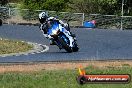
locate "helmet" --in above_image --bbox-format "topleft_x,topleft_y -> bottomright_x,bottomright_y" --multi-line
39,12 -> 48,23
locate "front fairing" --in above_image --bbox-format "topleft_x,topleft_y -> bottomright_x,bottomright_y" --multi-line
47,21 -> 74,48
47,21 -> 58,35
47,21 -> 65,35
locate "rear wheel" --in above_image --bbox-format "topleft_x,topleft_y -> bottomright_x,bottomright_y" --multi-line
72,42 -> 79,52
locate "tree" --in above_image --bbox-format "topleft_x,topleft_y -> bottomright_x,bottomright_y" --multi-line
69,0 -> 100,13
69,0 -> 117,15
116,0 -> 132,15
43,0 -> 67,11
8,0 -> 21,3
125,0 -> 132,15
100,0 -> 117,15
21,0 -> 69,11
0,0 -> 8,6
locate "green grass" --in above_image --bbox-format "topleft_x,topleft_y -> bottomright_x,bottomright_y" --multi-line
0,66 -> 131,88
0,39 -> 33,54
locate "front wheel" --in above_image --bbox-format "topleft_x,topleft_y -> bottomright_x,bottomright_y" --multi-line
58,36 -> 73,53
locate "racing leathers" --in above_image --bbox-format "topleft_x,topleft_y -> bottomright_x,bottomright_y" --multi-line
40,17 -> 70,45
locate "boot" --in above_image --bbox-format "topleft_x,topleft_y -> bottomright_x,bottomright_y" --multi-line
49,38 -> 56,45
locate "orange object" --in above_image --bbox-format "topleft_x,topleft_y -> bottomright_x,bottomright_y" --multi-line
78,65 -> 86,75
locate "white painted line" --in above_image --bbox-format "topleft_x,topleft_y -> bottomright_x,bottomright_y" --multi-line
41,45 -> 49,52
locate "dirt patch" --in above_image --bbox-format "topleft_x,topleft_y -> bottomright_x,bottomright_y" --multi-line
0,60 -> 132,73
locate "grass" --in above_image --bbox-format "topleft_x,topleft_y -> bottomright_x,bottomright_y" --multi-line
0,65 -> 131,88
0,39 -> 33,54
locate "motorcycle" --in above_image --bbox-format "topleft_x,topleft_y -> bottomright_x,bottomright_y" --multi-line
47,21 -> 79,53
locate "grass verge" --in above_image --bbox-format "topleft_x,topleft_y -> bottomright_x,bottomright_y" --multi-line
0,39 -> 33,54
0,64 -> 131,88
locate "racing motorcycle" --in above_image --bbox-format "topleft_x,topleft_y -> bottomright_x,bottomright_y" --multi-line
47,21 -> 79,53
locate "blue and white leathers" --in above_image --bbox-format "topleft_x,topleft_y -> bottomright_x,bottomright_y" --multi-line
47,21 -> 74,47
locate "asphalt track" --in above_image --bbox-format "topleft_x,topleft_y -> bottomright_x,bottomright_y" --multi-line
0,24 -> 132,63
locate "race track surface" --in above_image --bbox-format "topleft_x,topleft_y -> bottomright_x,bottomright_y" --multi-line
0,24 -> 132,63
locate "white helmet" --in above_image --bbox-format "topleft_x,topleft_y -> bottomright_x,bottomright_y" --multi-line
39,12 -> 48,23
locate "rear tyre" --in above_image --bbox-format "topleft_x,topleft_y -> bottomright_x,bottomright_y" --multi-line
72,42 -> 79,52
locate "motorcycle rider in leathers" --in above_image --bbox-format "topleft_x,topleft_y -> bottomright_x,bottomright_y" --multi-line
39,12 -> 71,45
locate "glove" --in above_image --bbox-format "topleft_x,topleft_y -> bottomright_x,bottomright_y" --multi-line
64,23 -> 68,27
61,23 -> 68,27
43,34 -> 52,39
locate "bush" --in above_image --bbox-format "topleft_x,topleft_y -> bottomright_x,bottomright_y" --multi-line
20,0 -> 69,12
20,10 -> 40,20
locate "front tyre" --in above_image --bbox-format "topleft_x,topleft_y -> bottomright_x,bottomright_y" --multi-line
58,36 -> 72,53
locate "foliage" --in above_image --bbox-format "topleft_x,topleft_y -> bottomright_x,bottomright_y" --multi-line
116,0 -> 132,15
0,7 -> 10,20
20,0 -> 69,12
8,0 -> 132,16
69,0 -> 132,15
69,0 -> 117,15
0,0 -> 8,6
20,9 -> 40,20
8,0 -> 22,3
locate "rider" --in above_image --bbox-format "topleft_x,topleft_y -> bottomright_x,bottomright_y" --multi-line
39,12 -> 70,45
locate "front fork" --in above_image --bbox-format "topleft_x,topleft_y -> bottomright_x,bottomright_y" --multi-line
59,24 -> 74,47
63,31 -> 74,47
